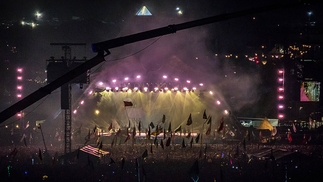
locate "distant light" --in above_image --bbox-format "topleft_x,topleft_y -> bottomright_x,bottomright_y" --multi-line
164,87 -> 168,90
177,10 -> 183,15
99,82 -> 103,86
209,91 -> 213,95
187,80 -> 190,83
112,79 -> 116,83
192,87 -> 196,90
224,110 -> 229,115
278,105 -> 284,109
174,87 -> 178,91
278,70 -> 284,74
278,78 -> 284,82
115,87 -> 119,91
163,75 -> 167,79
134,87 -> 138,91
17,86 -> 22,90
21,21 -> 25,25
136,75 -> 141,79
89,91 -> 93,95
17,94 -> 22,98
80,100 -> 84,104
176,7 -> 180,11
17,68 -> 23,72
73,110 -> 77,114
216,100 -> 221,105
124,77 -> 129,81
199,83 -> 203,86
278,87 -> 284,91
17,76 -> 22,80
16,124 -> 19,128
106,87 -> 111,90
144,87 -> 148,92
154,87 -> 158,91
174,78 -> 179,81
95,110 -> 100,115
183,87 -> 188,91
17,113 -> 22,117
278,95 -> 284,100
308,11 -> 312,16
278,114 -> 284,118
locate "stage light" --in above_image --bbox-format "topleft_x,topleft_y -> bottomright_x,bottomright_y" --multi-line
95,110 -> 100,115
278,95 -> 284,100
17,68 -> 23,72
106,87 -> 111,91
216,100 -> 221,105
278,87 -> 284,91
124,77 -> 129,81
187,80 -> 191,83
164,87 -> 168,91
144,87 -> 148,92
209,91 -> 213,95
174,78 -> 179,81
17,76 -> 22,80
192,87 -> 196,92
17,86 -> 22,90
278,70 -> 284,74
80,100 -> 84,104
134,87 -> 139,92
183,87 -> 188,92
174,87 -> 178,91
199,83 -> 203,86
278,114 -> 284,118
278,78 -> 283,82
154,87 -> 158,92
163,75 -> 167,79
17,94 -> 22,98
278,105 -> 284,109
136,75 -> 141,79
89,90 -> 93,95
224,110 -> 229,115
73,110 -> 77,114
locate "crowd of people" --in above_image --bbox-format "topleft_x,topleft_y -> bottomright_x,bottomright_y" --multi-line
1,132 -> 323,182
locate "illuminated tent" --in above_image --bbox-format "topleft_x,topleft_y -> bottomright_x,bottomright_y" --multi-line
257,117 -> 274,131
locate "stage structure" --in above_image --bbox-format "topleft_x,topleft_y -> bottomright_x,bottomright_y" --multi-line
47,43 -> 89,154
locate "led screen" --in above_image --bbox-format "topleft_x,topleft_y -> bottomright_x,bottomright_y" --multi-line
300,81 -> 320,102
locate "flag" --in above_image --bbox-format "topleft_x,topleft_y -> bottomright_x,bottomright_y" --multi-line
121,157 -> 125,169
109,157 -> 115,164
147,127 -> 151,139
23,137 -> 27,147
174,125 -> 181,133
108,123 -> 112,131
132,127 -> 136,137
124,134 -> 130,143
206,123 -> 211,136
93,125 -> 97,134
186,113 -> 192,126
25,121 -> 30,129
166,137 -> 171,147
149,122 -> 155,129
124,101 -> 133,107
206,116 -> 212,124
163,128 -> 166,139
182,138 -> 186,148
142,149 -> 148,159
217,117 -> 224,132
161,139 -> 164,149
195,133 -> 200,143
203,110 -> 207,119
38,148 -> 42,161
186,132 -> 191,139
287,133 -> 292,143
292,123 -> 297,133
162,114 -> 166,123
168,122 -> 171,132
188,160 -> 199,178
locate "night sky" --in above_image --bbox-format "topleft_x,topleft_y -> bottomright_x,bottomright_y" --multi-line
1,0 -> 322,126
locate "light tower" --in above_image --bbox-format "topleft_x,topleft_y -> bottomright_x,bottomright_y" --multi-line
46,43 -> 89,154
